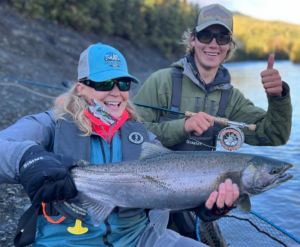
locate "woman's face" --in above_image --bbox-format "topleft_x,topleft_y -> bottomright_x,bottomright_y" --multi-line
77,81 -> 129,119
191,25 -> 230,72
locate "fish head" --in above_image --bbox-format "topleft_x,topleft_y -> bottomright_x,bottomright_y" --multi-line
242,156 -> 293,195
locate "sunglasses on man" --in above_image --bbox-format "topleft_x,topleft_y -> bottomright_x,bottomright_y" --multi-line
196,31 -> 231,45
80,78 -> 131,91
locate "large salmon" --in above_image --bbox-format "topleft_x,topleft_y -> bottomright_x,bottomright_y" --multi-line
71,142 -> 293,236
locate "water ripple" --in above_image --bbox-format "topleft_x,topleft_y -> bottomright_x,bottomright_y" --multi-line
223,60 -> 300,238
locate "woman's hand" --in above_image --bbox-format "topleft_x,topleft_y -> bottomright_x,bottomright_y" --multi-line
205,178 -> 239,212
19,145 -> 78,205
194,179 -> 239,222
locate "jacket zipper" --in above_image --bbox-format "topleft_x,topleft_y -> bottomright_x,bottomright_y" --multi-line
204,93 -> 208,111
197,73 -> 208,112
194,97 -> 201,113
98,133 -> 114,246
110,137 -> 113,163
99,137 -> 106,164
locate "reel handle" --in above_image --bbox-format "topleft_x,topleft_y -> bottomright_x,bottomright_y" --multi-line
185,111 -> 256,131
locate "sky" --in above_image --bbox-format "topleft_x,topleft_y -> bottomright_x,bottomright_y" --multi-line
188,0 -> 300,26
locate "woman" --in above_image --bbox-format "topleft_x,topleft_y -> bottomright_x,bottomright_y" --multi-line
0,43 -> 238,247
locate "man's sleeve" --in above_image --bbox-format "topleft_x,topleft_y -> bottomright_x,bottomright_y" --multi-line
228,82 -> 292,146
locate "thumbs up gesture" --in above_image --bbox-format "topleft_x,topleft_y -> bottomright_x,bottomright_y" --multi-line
260,54 -> 282,97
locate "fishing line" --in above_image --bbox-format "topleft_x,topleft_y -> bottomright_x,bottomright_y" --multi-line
0,75 -> 68,91
189,138 -> 216,149
0,82 -> 56,99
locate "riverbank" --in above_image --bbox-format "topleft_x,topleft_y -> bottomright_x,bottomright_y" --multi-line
0,2 -> 178,246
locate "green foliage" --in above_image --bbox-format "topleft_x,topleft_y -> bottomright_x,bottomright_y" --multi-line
232,15 -> 300,62
143,0 -> 197,57
9,1 -> 300,61
110,0 -> 146,42
290,41 -> 300,63
10,0 -> 114,33
9,0 -> 197,57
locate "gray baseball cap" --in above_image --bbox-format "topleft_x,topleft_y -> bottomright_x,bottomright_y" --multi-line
194,4 -> 233,34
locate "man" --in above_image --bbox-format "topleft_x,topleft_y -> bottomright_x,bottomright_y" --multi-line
134,3 -> 292,242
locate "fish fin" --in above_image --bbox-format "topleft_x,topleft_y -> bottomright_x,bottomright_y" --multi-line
148,209 -> 170,238
75,160 -> 92,168
78,192 -> 115,227
237,194 -> 251,212
140,142 -> 172,159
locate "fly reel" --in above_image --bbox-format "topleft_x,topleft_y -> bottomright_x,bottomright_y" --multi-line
217,126 -> 245,151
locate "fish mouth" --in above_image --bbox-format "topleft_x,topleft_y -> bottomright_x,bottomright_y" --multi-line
276,173 -> 293,184
260,164 -> 293,192
271,164 -> 293,185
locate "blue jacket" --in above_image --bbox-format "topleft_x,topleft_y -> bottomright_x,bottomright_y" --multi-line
0,111 -> 161,247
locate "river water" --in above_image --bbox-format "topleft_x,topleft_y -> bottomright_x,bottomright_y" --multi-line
222,60 -> 300,239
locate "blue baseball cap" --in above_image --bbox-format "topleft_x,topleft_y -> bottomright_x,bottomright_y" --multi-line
77,43 -> 139,83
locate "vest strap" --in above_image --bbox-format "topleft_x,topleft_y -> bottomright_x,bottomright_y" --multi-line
169,67 -> 183,120
216,89 -> 230,118
14,204 -> 41,247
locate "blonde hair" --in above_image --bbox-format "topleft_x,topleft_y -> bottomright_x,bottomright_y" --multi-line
52,85 -> 140,136
181,29 -> 237,63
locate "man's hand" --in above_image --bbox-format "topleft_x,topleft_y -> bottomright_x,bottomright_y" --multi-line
184,112 -> 214,136
260,54 -> 282,97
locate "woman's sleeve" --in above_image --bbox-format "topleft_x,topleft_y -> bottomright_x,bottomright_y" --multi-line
0,111 -> 56,184
147,131 -> 163,146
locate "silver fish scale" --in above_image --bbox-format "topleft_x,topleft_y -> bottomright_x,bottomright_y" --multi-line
72,151 -> 255,210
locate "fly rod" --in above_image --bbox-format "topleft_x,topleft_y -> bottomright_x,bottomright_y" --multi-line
133,102 -> 256,131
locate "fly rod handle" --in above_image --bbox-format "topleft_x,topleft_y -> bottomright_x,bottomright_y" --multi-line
248,124 -> 256,131
214,117 -> 229,126
184,111 -> 197,118
185,111 -> 228,125
185,111 -> 256,131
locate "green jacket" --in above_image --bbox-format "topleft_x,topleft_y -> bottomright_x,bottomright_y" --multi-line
133,58 -> 292,147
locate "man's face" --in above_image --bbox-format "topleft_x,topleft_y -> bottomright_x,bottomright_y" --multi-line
191,25 -> 231,72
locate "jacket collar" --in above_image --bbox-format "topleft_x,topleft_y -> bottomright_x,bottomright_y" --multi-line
171,56 -> 232,93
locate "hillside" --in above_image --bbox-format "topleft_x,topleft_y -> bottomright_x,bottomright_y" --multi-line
0,2 -> 177,246
232,15 -> 300,62
7,0 -> 300,63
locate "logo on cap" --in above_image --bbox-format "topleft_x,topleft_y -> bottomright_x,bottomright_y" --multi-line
129,132 -> 144,144
104,52 -> 121,67
203,6 -> 230,19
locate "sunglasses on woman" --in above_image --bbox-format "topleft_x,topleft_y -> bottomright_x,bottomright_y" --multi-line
196,31 -> 231,45
80,78 -> 131,91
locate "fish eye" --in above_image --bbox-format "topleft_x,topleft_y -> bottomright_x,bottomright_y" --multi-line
270,168 -> 281,174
